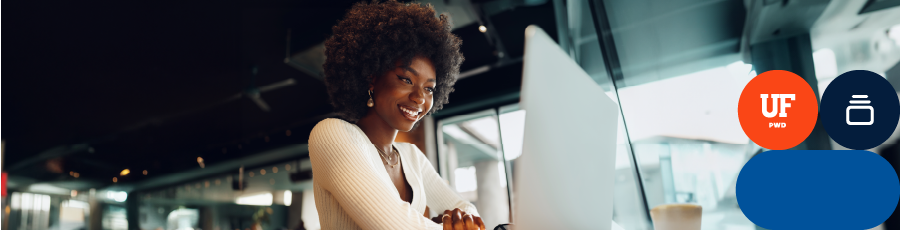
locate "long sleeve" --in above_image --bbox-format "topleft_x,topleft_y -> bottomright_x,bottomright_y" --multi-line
410,144 -> 480,217
308,119 -> 442,230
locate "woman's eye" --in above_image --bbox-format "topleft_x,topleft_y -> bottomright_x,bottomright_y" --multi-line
398,75 -> 412,84
425,87 -> 434,93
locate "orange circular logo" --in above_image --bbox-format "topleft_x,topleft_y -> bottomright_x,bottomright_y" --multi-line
738,70 -> 818,150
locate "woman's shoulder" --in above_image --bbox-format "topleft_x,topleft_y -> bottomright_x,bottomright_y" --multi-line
309,118 -> 364,143
314,117 -> 355,127
312,118 -> 357,132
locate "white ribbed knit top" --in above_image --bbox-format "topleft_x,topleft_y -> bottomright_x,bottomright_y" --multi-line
308,118 -> 479,230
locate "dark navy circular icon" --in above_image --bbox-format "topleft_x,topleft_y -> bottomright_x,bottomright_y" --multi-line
821,70 -> 900,150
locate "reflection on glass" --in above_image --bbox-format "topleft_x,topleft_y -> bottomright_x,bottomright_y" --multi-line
567,0 -> 652,228
440,111 -> 511,228
595,3 -> 760,227
618,62 -> 758,230
499,110 -> 526,161
610,115 -> 652,230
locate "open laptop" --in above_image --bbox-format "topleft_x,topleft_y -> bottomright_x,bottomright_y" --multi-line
513,25 -> 619,230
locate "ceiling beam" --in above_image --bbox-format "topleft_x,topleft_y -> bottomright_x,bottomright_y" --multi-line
6,144 -> 90,172
120,144 -> 309,192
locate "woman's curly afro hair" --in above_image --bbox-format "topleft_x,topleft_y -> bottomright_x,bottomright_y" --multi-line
323,0 -> 463,123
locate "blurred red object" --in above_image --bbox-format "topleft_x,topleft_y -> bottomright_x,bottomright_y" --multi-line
2,172 -> 6,197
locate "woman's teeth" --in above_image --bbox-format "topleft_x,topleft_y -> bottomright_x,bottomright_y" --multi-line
400,106 -> 420,118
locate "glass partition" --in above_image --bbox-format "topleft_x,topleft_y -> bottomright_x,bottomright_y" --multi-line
568,0 -> 653,229
585,0 -> 767,229
438,109 -> 511,229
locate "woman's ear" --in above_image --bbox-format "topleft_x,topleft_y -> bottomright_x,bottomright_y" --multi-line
367,75 -> 376,91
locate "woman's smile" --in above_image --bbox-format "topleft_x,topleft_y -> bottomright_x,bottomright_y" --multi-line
398,104 -> 422,121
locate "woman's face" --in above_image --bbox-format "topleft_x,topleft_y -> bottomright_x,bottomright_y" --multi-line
370,55 -> 436,132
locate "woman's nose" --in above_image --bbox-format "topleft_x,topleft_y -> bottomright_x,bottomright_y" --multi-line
410,88 -> 426,105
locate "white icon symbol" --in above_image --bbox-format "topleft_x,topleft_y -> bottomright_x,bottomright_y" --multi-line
847,95 -> 874,125
760,94 -> 795,118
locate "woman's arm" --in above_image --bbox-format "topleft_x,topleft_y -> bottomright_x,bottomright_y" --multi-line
410,144 -> 480,217
309,119 -> 442,230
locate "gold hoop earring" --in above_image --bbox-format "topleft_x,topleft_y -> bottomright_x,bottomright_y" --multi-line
367,90 -> 375,107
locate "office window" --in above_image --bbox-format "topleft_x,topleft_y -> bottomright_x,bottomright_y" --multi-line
8,192 -> 53,230
574,0 -> 760,229
438,109 -> 511,229
567,1 -> 652,229
103,205 -> 128,230
612,62 -> 758,230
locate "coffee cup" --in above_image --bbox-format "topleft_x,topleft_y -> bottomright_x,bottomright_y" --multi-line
650,203 -> 702,230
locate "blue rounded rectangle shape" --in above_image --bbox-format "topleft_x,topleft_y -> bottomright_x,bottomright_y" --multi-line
737,150 -> 899,229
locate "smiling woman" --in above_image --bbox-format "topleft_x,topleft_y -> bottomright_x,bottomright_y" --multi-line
309,1 -> 486,230
322,1 -> 462,124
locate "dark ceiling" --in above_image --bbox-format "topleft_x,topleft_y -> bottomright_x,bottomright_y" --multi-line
2,0 -> 558,191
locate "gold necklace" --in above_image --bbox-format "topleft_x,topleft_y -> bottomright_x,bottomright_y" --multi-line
375,144 -> 393,161
375,145 -> 400,168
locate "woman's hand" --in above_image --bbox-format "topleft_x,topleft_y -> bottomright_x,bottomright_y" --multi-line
433,208 -> 486,230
